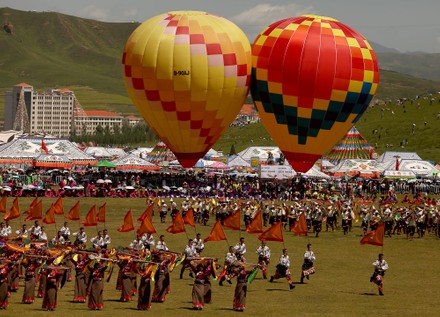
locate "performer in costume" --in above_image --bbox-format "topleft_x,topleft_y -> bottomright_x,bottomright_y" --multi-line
191,261 -> 206,310
22,258 -> 42,303
137,263 -> 154,310
71,253 -> 89,303
370,253 -> 388,296
256,240 -> 271,279
300,244 -> 316,284
218,246 -> 237,286
0,262 -> 14,310
152,255 -> 171,303
42,267 -> 64,311
232,263 -> 256,312
88,261 -> 108,310
233,237 -> 247,262
118,257 -> 135,302
270,249 -> 295,289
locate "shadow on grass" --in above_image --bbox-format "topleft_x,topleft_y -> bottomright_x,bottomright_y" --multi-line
360,292 -> 378,296
265,288 -> 291,292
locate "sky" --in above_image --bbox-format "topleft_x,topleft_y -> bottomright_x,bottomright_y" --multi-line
2,0 -> 440,53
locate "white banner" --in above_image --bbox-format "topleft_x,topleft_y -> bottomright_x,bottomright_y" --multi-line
259,164 -> 296,180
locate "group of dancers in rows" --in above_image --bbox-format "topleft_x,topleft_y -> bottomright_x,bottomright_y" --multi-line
0,229 -> 318,312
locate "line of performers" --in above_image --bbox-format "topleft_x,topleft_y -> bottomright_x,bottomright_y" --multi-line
0,235 -> 317,312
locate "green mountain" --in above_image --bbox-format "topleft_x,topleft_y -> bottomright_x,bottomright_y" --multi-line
0,8 -> 439,162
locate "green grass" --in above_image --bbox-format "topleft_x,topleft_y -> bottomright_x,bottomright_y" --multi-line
2,197 -> 440,316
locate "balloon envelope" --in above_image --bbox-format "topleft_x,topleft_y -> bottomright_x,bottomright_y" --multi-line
122,11 -> 251,168
250,15 -> 379,172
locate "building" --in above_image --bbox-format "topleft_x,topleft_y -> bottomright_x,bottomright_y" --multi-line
4,83 -> 75,137
74,110 -> 124,135
123,115 -> 144,127
231,103 -> 259,127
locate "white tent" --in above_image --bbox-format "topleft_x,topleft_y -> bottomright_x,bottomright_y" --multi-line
378,151 -> 422,163
227,155 -> 251,168
238,146 -> 282,163
85,147 -> 113,159
106,148 -> 126,159
397,159 -> 439,177
328,159 -> 393,177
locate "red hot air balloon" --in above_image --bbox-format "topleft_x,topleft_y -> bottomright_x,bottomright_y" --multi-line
251,15 -> 379,172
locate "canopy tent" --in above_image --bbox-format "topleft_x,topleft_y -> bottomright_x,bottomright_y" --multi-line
0,137 -> 97,168
129,147 -> 154,159
323,126 -> 376,165
145,141 -> 176,164
227,155 -> 251,168
328,159 -> 392,178
396,159 -> 439,177
112,153 -> 160,171
84,147 -> 113,159
33,154 -> 73,169
96,160 -> 117,168
204,148 -> 221,160
105,148 -> 126,159
237,146 -> 283,163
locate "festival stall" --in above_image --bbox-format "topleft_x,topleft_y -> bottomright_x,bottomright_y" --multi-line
112,153 -> 160,172
33,154 -> 73,169
328,159 -> 392,178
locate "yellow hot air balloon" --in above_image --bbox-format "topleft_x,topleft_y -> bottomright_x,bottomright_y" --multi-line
122,11 -> 251,168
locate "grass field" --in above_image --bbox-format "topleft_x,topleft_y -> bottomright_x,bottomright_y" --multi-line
2,197 -> 440,317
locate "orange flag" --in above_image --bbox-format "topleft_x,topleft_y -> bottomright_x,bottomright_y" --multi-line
65,201 -> 80,220
166,212 -> 186,234
81,205 -> 97,227
223,210 -> 240,230
360,222 -> 385,246
97,203 -> 106,223
43,204 -> 56,224
246,211 -> 263,234
258,221 -> 284,242
0,196 -> 7,213
137,203 -> 154,222
204,220 -> 227,243
182,208 -> 195,227
24,197 -> 38,215
291,213 -> 308,235
53,197 -> 64,215
117,209 -> 135,233
136,216 -> 157,237
25,200 -> 42,221
4,197 -> 20,221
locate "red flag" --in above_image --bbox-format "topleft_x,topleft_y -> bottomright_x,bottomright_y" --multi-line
65,201 -> 80,220
81,205 -> 97,227
291,213 -> 308,235
53,197 -> 64,215
136,216 -> 157,237
24,197 -> 38,215
41,139 -> 49,154
25,200 -> 42,221
360,222 -> 385,246
246,211 -> 263,234
166,212 -> 186,234
204,220 -> 227,243
117,209 -> 135,232
97,203 -> 106,223
223,210 -> 240,230
258,221 -> 284,242
0,196 -> 6,213
4,197 -> 20,221
182,208 -> 195,227
137,203 -> 154,222
43,204 -> 56,225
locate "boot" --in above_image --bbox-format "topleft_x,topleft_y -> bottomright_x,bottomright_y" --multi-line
289,283 -> 295,289
269,276 -> 274,283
